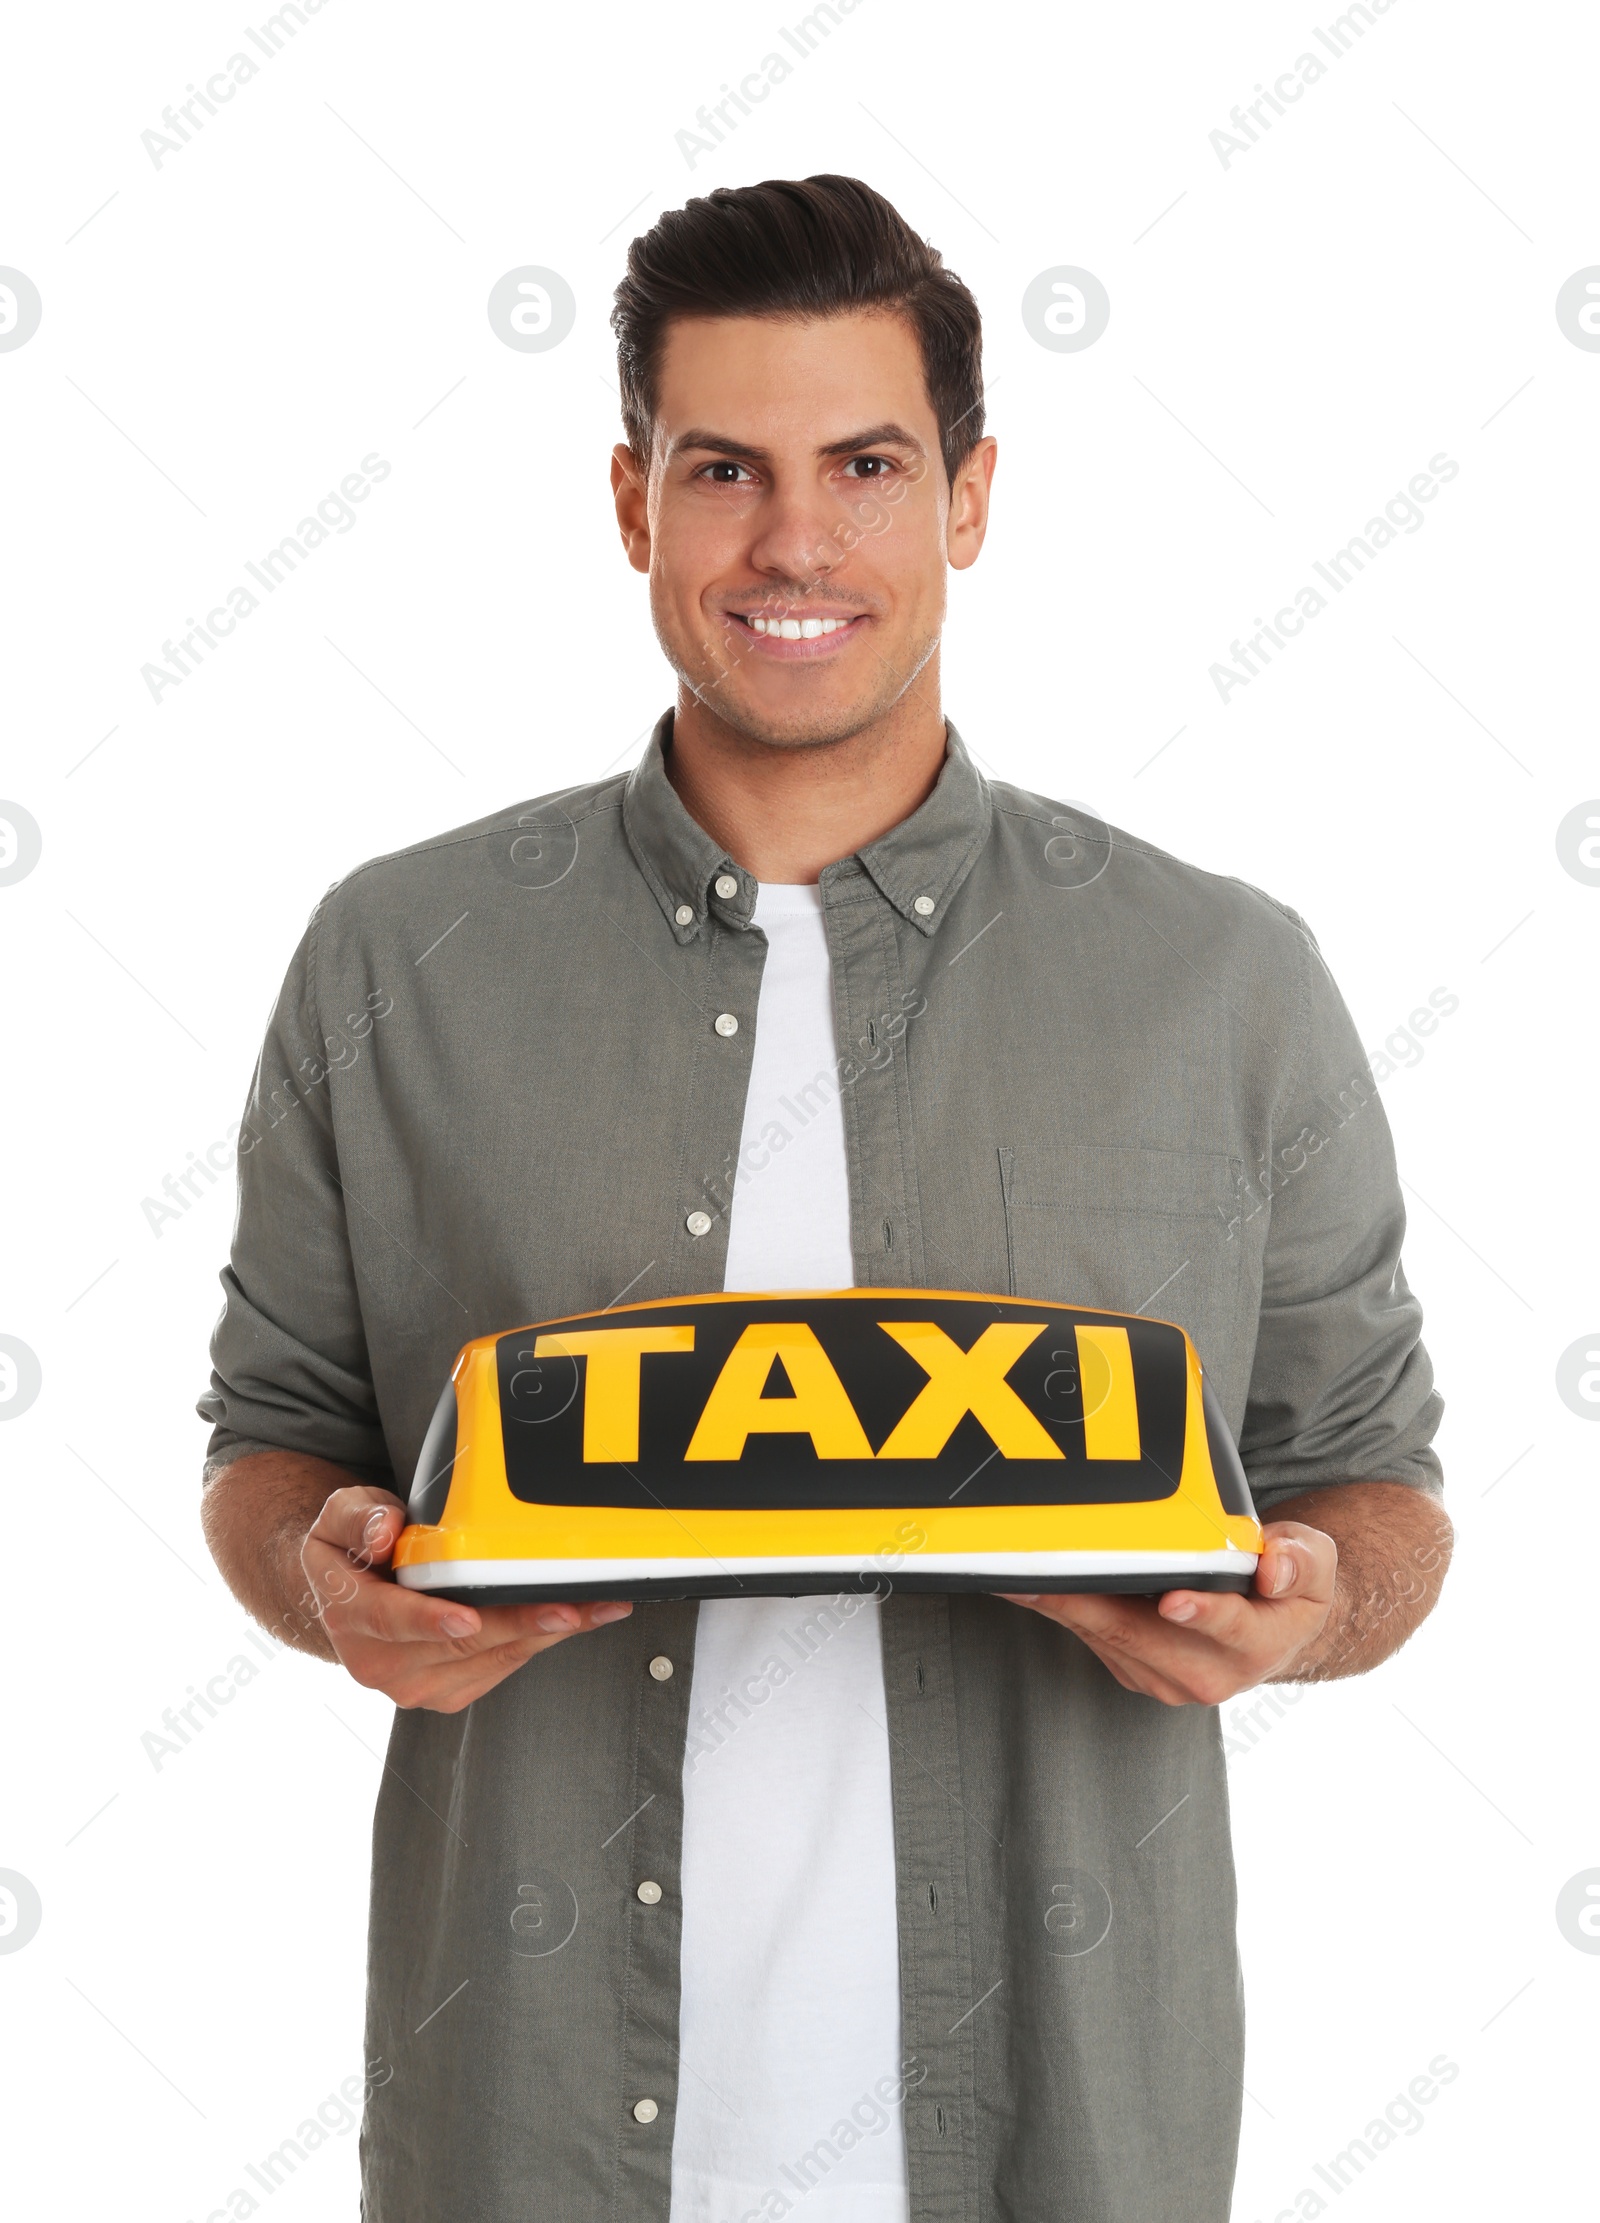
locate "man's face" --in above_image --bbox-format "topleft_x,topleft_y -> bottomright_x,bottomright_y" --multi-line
612,310 -> 995,749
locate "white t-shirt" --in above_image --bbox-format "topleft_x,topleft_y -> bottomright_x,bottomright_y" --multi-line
669,882 -> 910,2223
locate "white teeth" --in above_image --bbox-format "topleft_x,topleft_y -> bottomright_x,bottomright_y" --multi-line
747,613 -> 851,638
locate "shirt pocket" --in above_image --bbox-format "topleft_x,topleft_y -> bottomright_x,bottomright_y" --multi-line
1000,1143 -> 1260,1427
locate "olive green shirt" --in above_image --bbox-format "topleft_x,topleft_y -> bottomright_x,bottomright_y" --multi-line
200,713 -> 1443,2222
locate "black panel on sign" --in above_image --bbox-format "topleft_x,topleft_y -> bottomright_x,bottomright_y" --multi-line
409,1380 -> 459,1524
1201,1375 -> 1257,1518
494,1295 -> 1192,1512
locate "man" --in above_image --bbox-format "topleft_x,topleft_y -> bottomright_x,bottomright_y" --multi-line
199,175 -> 1449,2222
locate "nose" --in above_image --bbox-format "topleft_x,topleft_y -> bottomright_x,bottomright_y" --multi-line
745,476 -> 844,597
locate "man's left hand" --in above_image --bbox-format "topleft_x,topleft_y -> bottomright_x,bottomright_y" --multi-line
1000,1519 -> 1336,1706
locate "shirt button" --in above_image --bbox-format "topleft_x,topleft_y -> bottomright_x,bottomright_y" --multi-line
913,894 -> 935,917
685,1210 -> 712,1237
637,1880 -> 663,1904
633,2098 -> 659,2125
713,1012 -> 739,1037
714,873 -> 739,899
649,1655 -> 674,1680
674,904 -> 694,926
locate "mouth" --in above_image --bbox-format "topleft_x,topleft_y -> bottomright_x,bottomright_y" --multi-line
724,608 -> 870,661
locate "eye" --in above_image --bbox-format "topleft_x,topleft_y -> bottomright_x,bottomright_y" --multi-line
842,455 -> 896,479
696,459 -> 757,485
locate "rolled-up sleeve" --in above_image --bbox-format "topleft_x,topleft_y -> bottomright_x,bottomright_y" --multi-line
197,908 -> 394,1485
1237,909 -> 1445,1514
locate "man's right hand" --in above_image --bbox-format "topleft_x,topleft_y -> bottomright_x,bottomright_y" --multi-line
303,1485 -> 633,1714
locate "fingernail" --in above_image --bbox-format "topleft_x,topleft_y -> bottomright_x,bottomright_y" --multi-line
1269,1553 -> 1297,1596
440,1611 -> 475,1637
1164,1598 -> 1198,1623
363,1511 -> 388,1542
536,1607 -> 578,1634
590,1601 -> 633,1625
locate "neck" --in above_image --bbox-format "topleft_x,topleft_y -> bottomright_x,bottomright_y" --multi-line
664,671 -> 949,884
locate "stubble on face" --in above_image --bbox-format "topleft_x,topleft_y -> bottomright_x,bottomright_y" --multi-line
661,590 -> 944,756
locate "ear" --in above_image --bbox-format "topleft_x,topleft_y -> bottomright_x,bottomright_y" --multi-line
611,443 -> 652,573
946,436 -> 997,573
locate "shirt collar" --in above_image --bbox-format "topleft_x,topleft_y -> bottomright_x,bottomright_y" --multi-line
621,708 -> 992,943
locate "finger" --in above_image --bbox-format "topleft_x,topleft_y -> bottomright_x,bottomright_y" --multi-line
999,1594 -> 1241,1705
1019,1591 -> 1162,1648
999,1590 -> 1170,1658
484,1599 -> 635,1640
324,1571 -> 631,1656
1154,1584 -> 1327,1659
308,1554 -> 482,1647
423,1597 -> 634,1649
1020,1586 -> 1317,1705
1157,1588 -> 1261,1638
318,1565 -> 506,1649
399,1619 -> 613,1707
1000,1594 -> 1178,1680
346,1600 -> 636,1711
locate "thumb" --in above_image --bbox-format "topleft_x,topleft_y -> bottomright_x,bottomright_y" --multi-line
355,1500 -> 404,1570
310,1485 -> 408,1562
1256,1535 -> 1306,1598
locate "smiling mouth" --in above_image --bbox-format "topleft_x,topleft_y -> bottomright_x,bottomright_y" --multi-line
727,610 -> 868,656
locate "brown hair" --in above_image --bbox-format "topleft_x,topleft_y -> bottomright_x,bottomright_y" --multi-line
611,174 -> 985,485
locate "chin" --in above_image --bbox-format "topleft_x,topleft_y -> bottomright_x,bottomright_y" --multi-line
695,690 -> 891,752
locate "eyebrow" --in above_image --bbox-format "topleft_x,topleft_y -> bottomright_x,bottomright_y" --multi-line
668,420 -> 928,464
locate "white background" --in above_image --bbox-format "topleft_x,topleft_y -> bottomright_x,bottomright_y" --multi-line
2,1 -> 1596,2216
